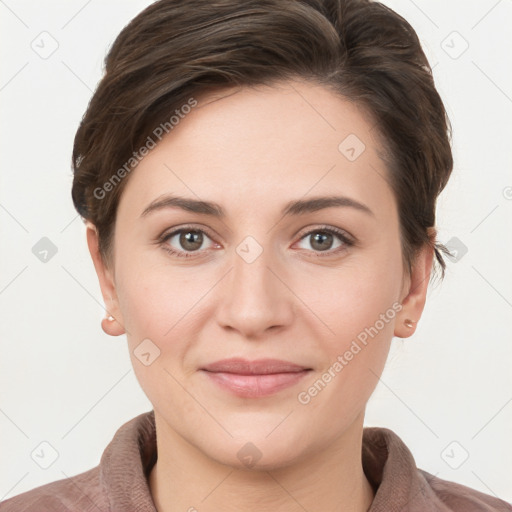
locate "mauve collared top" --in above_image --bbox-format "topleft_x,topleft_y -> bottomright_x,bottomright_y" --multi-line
1,410 -> 510,511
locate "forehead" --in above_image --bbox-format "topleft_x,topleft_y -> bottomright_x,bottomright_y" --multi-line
117,79 -> 394,219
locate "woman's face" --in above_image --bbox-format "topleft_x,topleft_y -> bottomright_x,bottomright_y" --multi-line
88,79 -> 430,469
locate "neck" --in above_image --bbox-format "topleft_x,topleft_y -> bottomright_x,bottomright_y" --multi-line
148,411 -> 375,512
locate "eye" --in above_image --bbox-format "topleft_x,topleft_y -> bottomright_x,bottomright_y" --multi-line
294,226 -> 354,256
157,224 -> 354,259
158,226 -> 218,258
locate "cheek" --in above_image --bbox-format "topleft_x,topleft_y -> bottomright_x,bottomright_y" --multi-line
115,268 -> 192,406
295,276 -> 398,422
308,251 -> 402,336
115,255 -> 213,362
304,247 -> 403,383
114,235 -> 197,327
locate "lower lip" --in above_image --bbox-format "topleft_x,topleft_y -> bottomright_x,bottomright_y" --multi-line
201,370 -> 311,398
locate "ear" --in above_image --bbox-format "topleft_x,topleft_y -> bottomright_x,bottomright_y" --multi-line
394,243 -> 434,338
85,221 -> 126,337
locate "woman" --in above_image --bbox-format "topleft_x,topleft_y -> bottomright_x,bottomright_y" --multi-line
2,0 -> 510,511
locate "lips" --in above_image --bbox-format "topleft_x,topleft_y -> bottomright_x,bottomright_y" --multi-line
200,358 -> 312,398
201,358 -> 311,375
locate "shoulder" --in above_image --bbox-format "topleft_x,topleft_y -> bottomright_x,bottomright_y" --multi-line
362,426 -> 511,512
420,469 -> 512,512
0,465 -> 108,512
0,410 -> 157,512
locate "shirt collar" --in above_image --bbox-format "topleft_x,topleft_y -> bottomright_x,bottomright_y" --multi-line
99,410 -> 158,511
99,410 -> 442,511
362,426 -> 440,511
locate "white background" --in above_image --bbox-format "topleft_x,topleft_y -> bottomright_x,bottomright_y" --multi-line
1,0 -> 511,505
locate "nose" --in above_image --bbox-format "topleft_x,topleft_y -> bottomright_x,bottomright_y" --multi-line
215,241 -> 295,339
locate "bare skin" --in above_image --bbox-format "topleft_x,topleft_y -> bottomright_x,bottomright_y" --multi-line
86,79 -> 432,512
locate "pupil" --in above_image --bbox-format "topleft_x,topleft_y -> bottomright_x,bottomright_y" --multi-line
312,232 -> 332,251
181,231 -> 202,250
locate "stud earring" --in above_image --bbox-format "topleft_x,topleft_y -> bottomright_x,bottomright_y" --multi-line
404,319 -> 416,328
106,315 -> 115,322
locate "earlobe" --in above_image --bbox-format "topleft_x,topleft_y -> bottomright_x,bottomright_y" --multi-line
101,314 -> 125,337
394,244 -> 434,339
85,222 -> 126,337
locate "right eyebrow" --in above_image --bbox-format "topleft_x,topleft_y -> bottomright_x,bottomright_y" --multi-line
140,194 -> 224,218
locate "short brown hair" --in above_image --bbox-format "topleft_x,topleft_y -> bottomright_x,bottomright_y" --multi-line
71,0 -> 453,278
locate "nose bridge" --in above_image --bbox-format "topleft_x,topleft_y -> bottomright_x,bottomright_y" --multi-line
233,237 -> 274,293
216,233 -> 293,336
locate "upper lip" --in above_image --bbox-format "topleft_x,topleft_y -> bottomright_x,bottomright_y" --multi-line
201,358 -> 311,375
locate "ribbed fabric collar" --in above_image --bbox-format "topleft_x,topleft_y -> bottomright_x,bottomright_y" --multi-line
99,410 -> 158,511
98,410 -> 508,512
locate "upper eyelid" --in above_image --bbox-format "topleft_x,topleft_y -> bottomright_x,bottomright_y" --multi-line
295,224 -> 352,241
161,224 -> 218,242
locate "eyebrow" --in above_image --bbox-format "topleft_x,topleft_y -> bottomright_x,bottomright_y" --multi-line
140,194 -> 374,219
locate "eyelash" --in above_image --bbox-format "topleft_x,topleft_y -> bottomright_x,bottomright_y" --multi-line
157,224 -> 355,259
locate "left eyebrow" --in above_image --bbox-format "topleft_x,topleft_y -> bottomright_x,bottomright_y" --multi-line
281,195 -> 374,217
140,194 -> 374,218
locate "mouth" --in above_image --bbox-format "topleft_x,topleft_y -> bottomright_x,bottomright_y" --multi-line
200,358 -> 312,398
